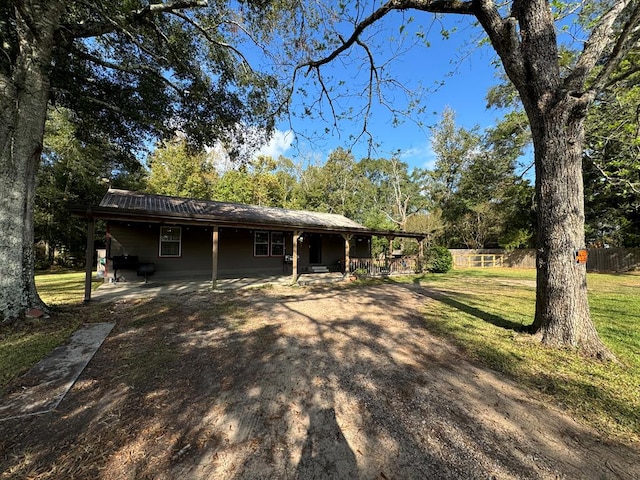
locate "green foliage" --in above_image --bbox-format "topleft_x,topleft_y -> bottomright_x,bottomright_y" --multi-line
428,109 -> 535,248
425,246 -> 453,273
499,228 -> 533,251
486,52 -> 640,248
36,108 -> 146,267
146,138 -> 216,199
583,65 -> 640,247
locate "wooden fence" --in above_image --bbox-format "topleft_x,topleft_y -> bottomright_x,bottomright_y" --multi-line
586,248 -> 640,272
450,249 -> 536,269
450,248 -> 640,272
349,256 -> 418,276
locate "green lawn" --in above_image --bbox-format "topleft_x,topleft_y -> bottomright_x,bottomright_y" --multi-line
396,268 -> 640,445
0,271 -> 102,390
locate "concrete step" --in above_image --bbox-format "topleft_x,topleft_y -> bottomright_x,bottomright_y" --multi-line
309,265 -> 330,273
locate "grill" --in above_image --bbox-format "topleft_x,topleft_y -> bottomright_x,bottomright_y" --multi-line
112,255 -> 138,282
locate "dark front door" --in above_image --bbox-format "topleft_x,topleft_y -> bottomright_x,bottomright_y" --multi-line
309,234 -> 322,264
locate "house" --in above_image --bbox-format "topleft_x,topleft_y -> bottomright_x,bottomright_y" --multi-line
74,189 -> 426,300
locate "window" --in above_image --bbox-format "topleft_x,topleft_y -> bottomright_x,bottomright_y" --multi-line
254,231 -> 286,257
271,232 -> 285,256
254,231 -> 269,256
160,226 -> 181,257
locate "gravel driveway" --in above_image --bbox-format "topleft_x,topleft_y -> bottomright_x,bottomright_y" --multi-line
1,283 -> 638,479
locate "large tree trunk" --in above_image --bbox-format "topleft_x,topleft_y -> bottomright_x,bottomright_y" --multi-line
475,0 -> 615,360
0,2 -> 64,322
528,102 -> 614,359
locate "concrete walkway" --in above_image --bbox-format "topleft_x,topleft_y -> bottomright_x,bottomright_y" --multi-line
90,272 -> 347,302
0,322 -> 115,421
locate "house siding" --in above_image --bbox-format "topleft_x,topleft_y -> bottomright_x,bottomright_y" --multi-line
107,222 -> 368,279
108,223 -> 213,279
218,229 -> 294,277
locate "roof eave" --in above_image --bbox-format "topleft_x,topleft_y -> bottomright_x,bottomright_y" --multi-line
70,206 -> 428,239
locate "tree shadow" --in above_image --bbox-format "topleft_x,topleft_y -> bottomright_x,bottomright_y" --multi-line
1,284 -> 638,480
429,291 -> 527,331
295,407 -> 357,480
394,278 -> 527,331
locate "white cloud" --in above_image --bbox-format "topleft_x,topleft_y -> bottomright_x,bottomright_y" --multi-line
256,129 -> 294,158
398,140 -> 437,170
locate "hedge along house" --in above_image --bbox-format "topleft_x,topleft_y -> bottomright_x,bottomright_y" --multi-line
74,189 -> 427,301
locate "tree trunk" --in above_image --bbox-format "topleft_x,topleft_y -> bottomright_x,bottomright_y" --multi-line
0,2 -> 65,322
528,102 -> 614,359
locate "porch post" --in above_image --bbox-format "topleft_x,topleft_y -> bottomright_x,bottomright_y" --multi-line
387,235 -> 395,258
342,233 -> 353,274
83,217 -> 95,302
292,231 -> 301,283
212,226 -> 219,287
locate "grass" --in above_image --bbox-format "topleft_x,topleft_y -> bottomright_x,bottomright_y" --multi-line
0,270 -> 102,391
394,268 -> 640,445
35,269 -> 102,305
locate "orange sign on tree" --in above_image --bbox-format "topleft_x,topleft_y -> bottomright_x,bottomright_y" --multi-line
574,249 -> 588,265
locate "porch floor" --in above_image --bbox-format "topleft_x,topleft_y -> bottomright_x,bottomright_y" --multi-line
90,272 -> 346,302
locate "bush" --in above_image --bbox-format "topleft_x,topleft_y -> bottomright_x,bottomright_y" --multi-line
426,246 -> 453,273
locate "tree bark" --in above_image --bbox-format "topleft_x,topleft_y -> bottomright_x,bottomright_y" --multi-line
0,1 -> 65,321
527,102 -> 614,359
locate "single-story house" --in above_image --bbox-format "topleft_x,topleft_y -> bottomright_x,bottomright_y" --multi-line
74,189 -> 426,300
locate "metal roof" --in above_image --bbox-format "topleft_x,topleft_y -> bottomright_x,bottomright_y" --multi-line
71,189 -> 426,238
98,189 -> 370,232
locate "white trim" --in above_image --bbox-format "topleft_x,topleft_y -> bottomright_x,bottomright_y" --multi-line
159,226 -> 182,257
254,230 -> 270,257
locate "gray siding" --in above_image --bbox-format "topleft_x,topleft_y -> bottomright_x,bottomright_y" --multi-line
108,222 -> 314,279
218,229 -> 294,277
108,223 -> 213,279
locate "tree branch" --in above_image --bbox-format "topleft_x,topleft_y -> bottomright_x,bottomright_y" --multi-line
59,0 -> 209,39
590,157 -> 640,195
299,0 -> 475,73
69,46 -> 185,96
565,1 -> 638,93
167,10 -> 252,72
605,63 -> 640,88
142,0 -> 208,15
591,7 -> 640,92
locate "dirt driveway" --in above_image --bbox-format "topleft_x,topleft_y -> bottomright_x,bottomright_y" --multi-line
1,283 -> 638,479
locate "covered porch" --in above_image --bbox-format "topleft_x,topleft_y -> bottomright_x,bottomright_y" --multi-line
74,189 -> 427,301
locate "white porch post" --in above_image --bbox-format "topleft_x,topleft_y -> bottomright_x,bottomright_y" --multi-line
212,226 -> 219,287
342,233 -> 353,274
83,217 -> 95,302
292,231 -> 301,283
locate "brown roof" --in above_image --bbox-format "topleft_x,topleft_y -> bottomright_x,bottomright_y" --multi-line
72,189 -> 426,238
96,189 -> 369,232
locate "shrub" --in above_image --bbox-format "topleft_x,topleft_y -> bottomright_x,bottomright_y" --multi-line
426,246 -> 453,273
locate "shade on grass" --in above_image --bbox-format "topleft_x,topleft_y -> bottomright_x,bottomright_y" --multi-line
403,268 -> 640,445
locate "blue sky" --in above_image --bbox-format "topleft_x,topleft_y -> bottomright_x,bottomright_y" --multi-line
256,12 -> 508,172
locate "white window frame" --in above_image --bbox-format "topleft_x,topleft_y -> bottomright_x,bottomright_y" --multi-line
271,232 -> 285,256
159,226 -> 182,257
254,231 -> 270,257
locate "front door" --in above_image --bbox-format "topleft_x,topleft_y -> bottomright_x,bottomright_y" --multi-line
309,234 -> 322,264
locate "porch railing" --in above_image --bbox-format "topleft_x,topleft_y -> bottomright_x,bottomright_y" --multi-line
349,256 -> 418,276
